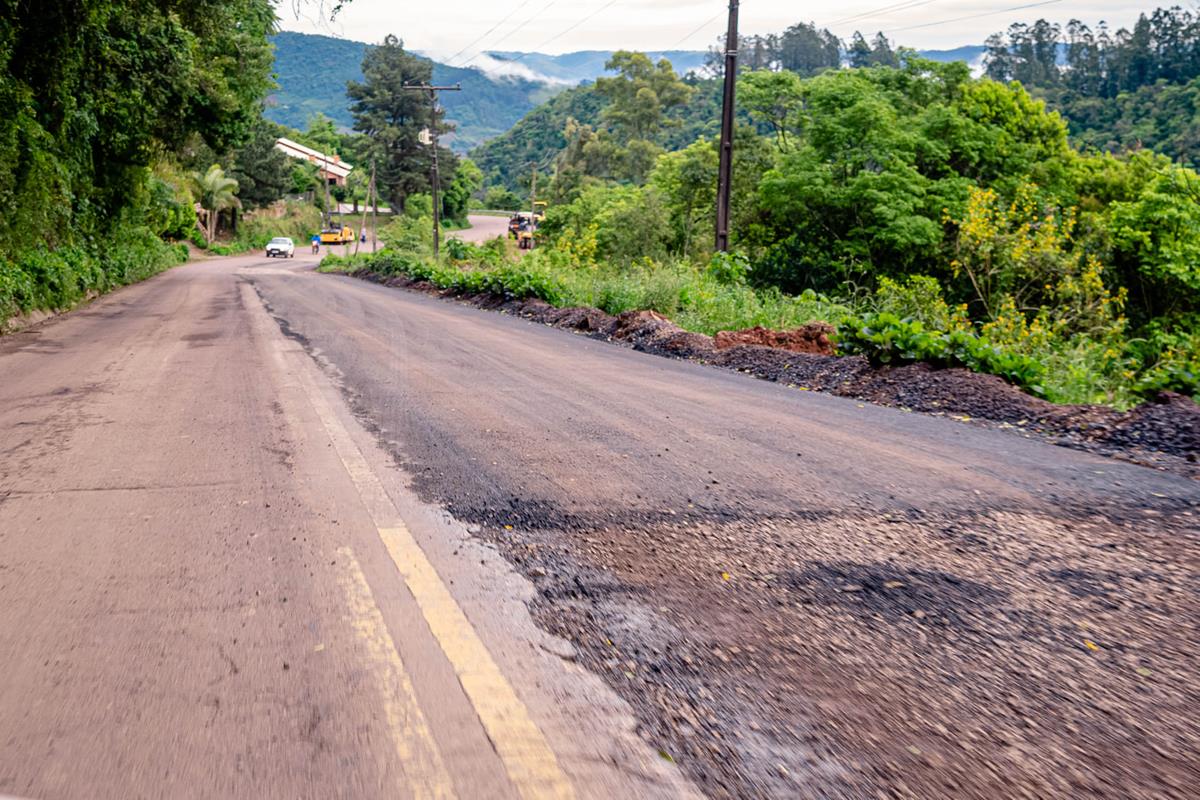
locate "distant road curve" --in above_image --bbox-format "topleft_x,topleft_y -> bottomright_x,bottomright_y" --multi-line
452,213 -> 510,244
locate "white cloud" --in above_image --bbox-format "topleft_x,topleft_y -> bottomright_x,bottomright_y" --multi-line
420,49 -> 573,85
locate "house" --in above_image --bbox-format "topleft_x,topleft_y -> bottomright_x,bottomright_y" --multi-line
274,137 -> 354,187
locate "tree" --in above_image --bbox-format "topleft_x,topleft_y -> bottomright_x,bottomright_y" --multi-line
192,164 -> 240,242
1110,165 -> 1200,314
850,32 -> 899,68
591,52 -> 692,182
230,120 -> 293,208
483,186 -> 522,210
739,70 -> 805,150
0,0 -> 276,255
651,139 -> 718,258
595,52 -> 693,142
870,33 -> 900,68
778,22 -> 841,76
299,113 -> 343,155
442,158 -> 482,224
984,32 -> 1014,81
849,33 -> 874,69
347,35 -> 453,212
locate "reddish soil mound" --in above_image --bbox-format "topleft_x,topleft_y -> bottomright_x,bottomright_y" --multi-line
714,323 -> 836,355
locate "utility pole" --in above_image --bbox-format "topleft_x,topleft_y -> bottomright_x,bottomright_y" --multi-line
355,160 -> 377,257
715,0 -> 739,252
322,149 -> 333,232
530,167 -> 538,245
370,160 -> 378,253
402,83 -> 461,259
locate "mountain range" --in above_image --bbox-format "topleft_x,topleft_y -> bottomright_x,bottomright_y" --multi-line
266,32 -> 986,152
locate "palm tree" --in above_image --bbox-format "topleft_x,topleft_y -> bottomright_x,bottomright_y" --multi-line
192,164 -> 240,244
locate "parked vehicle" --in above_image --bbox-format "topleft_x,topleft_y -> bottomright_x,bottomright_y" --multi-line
516,216 -> 536,250
265,237 -> 295,258
508,213 -> 525,239
320,225 -> 355,245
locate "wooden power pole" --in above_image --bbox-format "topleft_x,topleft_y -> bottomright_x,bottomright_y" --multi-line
530,167 -> 538,243
715,0 -> 739,252
355,159 -> 377,257
402,83 -> 461,259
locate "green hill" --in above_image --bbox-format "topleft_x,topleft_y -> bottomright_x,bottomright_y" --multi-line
267,32 -> 561,151
267,33 -> 719,152
470,76 -> 732,191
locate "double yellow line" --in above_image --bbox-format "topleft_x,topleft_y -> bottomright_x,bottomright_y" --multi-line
300,341 -> 574,800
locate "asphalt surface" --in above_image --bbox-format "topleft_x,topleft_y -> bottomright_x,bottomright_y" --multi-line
1,242 -> 1198,798
0,251 -> 690,800
452,214 -> 510,244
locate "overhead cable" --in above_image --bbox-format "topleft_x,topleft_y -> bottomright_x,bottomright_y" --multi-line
884,0 -> 1063,35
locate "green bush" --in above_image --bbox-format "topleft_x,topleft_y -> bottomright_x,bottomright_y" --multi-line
236,203 -> 323,249
484,186 -> 523,210
836,312 -> 1047,396
1130,320 -> 1200,398
871,275 -> 965,332
1,224 -> 187,327
379,215 -> 435,257
705,251 -> 752,286
1137,354 -> 1200,397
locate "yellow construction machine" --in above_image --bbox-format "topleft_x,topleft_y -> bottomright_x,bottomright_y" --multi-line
320,224 -> 355,245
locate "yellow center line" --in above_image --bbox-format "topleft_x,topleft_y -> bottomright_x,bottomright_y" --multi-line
335,546 -> 456,799
293,332 -> 575,800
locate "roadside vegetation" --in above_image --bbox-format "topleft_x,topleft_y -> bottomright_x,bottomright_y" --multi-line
0,1 -> 274,325
346,10 -> 1200,408
7,3 -> 1199,408
0,2 -> 482,329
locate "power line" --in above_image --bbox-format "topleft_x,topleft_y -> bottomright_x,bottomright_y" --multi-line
826,0 -> 942,29
672,12 -> 725,49
444,0 -> 535,66
451,0 -> 563,67
514,0 -> 623,61
884,0 -> 1063,35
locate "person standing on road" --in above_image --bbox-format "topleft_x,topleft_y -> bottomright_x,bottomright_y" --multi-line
311,234 -> 320,254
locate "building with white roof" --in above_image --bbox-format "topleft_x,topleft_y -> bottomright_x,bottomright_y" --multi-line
274,137 -> 354,186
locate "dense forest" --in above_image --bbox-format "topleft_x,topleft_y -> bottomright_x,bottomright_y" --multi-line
0,1 -> 486,326
984,6 -> 1200,163
0,0 -> 277,323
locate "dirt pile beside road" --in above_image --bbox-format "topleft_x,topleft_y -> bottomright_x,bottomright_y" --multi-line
714,323 -> 836,355
355,269 -> 1200,473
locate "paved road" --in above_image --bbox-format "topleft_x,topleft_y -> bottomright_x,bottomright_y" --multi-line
452,214 -> 510,244
1,253 -> 1197,798
0,252 -> 689,800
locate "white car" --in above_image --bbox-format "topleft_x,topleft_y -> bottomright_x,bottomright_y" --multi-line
265,237 -> 295,258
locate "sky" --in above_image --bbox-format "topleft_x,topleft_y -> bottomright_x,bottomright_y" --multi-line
280,1 -> 1151,60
